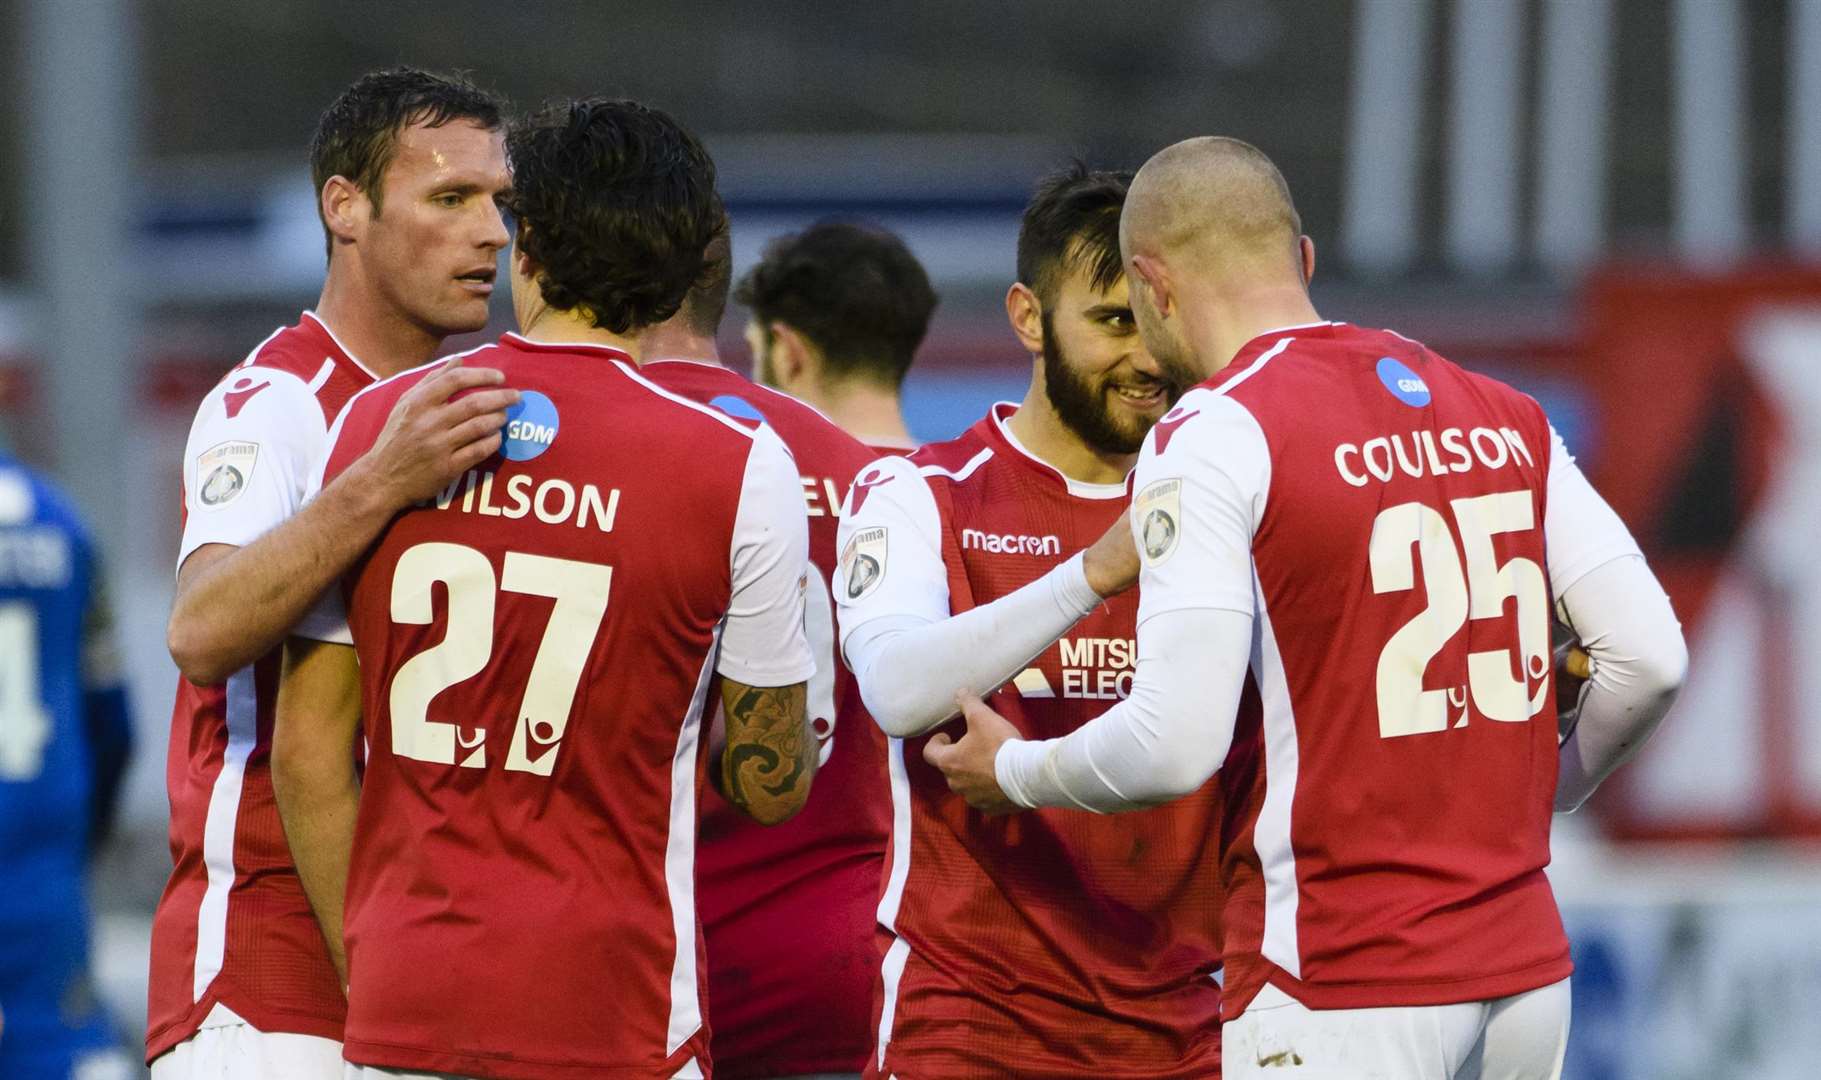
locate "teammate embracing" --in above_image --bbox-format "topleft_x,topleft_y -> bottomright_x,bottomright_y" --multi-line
149,68 -> 518,1079
834,165 -> 1223,1079
272,98 -> 818,1080
929,138 -> 1688,1080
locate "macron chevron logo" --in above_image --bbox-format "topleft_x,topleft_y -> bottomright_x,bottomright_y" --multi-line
1012,668 -> 1054,698
1152,407 -> 1200,454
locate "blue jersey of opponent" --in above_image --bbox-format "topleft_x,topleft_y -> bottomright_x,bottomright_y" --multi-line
0,457 -> 132,1077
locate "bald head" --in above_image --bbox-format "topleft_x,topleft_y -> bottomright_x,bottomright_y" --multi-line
1122,137 -> 1302,275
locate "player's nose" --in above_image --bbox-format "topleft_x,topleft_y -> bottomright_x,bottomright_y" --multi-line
479,202 -> 511,251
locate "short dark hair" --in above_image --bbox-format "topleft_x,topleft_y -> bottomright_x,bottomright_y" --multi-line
677,225 -> 733,338
734,221 -> 936,389
1016,162 -> 1132,307
309,67 -> 506,257
507,98 -> 728,334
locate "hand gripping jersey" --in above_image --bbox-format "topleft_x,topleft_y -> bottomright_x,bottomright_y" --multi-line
0,460 -> 132,1078
1134,321 -> 1623,1019
641,360 -> 889,1078
837,405 -> 1223,1080
147,312 -> 376,1060
307,335 -> 814,1080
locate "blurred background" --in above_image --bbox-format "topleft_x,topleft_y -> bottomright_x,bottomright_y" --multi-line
3,1 -> 1819,1076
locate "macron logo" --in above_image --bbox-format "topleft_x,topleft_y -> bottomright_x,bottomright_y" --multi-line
961,528 -> 1061,556
1152,407 -> 1200,454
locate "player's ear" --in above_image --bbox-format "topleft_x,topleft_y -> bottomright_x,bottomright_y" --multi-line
1004,282 -> 1044,357
1129,254 -> 1172,320
1299,235 -> 1317,287
770,322 -> 813,384
320,175 -> 367,247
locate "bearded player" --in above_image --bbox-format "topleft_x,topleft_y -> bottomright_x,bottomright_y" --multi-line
636,229 -> 889,1079
148,68 -> 518,1078
930,138 -> 1688,1079
833,164 -> 1223,1079
272,98 -> 817,1080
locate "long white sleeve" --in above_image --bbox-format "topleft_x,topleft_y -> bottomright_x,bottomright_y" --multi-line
1554,555 -> 1688,811
997,606 -> 1253,811
843,553 -> 1105,737
993,391 -> 1268,813
1541,425 -> 1687,811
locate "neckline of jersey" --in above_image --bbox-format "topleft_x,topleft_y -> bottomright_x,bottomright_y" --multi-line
986,403 -> 1131,500
501,332 -> 634,364
300,310 -> 381,380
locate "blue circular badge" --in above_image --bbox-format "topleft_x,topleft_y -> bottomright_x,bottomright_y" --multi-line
709,394 -> 767,423
1376,356 -> 1432,408
502,390 -> 559,461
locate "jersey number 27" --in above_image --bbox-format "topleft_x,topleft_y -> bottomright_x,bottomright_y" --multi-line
387,542 -> 612,775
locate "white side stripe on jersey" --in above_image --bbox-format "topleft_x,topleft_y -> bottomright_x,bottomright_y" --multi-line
1250,566 -> 1302,979
873,736 -> 915,1068
192,666 -> 258,999
916,447 -> 993,484
664,626 -> 721,1055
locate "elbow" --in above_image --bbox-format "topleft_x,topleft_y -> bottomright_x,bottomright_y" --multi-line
167,611 -> 231,686
1641,631 -> 1690,707
1135,753 -> 1218,806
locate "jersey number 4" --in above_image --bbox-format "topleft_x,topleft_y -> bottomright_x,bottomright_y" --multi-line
388,542 -> 612,774
1369,490 -> 1550,739
0,603 -> 52,781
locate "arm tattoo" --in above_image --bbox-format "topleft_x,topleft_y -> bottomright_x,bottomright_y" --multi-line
720,681 -> 814,824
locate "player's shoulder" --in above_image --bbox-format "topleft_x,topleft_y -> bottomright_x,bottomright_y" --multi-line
642,361 -> 870,459
604,360 -> 769,447
0,458 -> 87,538
905,419 -> 995,486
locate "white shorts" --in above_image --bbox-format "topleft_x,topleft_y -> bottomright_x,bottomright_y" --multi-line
342,1057 -> 715,1079
149,1004 -> 342,1080
1223,978 -> 1571,1079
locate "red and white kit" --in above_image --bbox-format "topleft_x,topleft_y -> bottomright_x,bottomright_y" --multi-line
147,312 -> 376,1065
1129,323 -> 1642,1019
300,334 -> 812,1080
836,405 -> 1224,1080
642,359 -> 889,1078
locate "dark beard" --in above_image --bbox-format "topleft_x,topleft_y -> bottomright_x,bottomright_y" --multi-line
1040,312 -> 1167,456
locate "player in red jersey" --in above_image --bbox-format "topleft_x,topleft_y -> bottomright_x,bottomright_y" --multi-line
271,98 -> 818,1080
738,221 -> 936,453
636,230 -> 889,1079
931,138 -> 1689,1079
149,69 -> 518,1078
834,165 -> 1224,1079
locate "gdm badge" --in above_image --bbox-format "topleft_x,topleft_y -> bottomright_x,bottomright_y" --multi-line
1134,477 -> 1183,564
195,440 -> 259,509
840,526 -> 888,600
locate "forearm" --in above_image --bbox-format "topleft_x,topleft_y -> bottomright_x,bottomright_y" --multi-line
1555,556 -> 1688,812
996,607 -> 1252,813
847,552 -> 1104,738
272,757 -> 358,987
719,680 -> 816,825
169,466 -> 392,683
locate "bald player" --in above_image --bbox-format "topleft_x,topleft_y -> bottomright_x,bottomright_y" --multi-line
927,137 -> 1688,1079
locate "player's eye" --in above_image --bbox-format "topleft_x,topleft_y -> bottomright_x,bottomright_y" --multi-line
1103,311 -> 1134,331
432,192 -> 465,208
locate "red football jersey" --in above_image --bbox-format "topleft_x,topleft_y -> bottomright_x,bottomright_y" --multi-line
310,335 -> 814,1080
148,312 -> 375,1060
1136,322 -> 1572,1019
640,359 -> 889,1078
836,405 -> 1224,1079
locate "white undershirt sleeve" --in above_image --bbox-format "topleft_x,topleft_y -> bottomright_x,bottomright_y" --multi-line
1542,428 -> 1686,810
833,454 -> 1106,738
993,389 -> 1267,812
717,425 -> 816,687
1553,558 -> 1688,811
